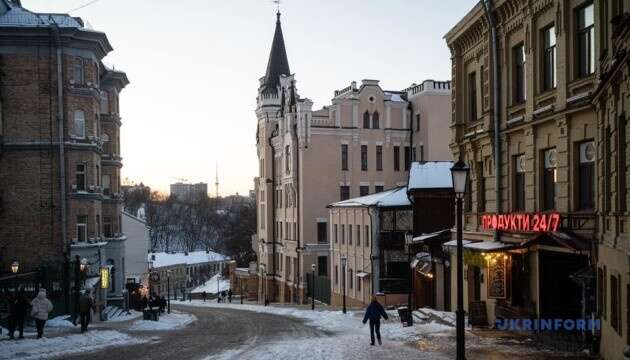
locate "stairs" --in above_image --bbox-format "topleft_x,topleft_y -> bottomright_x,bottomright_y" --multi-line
103,305 -> 125,320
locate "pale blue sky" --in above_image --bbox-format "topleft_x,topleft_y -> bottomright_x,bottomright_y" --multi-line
25,0 -> 475,195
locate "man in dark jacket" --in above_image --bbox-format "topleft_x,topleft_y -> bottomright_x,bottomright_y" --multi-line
8,291 -> 30,339
227,290 -> 232,303
78,291 -> 94,333
362,296 -> 389,345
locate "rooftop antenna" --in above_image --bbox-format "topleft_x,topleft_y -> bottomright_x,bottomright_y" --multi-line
273,0 -> 281,17
215,162 -> 220,198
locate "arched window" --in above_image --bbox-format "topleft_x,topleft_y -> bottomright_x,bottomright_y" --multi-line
74,110 -> 85,138
107,259 -> 115,293
372,111 -> 380,129
102,133 -> 110,154
363,111 -> 370,129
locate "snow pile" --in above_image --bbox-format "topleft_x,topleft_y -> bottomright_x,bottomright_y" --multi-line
0,330 -> 146,360
149,250 -> 227,268
129,311 -> 196,331
191,274 -> 230,294
47,315 -> 76,328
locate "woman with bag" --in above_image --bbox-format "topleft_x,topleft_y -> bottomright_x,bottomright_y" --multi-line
30,289 -> 53,339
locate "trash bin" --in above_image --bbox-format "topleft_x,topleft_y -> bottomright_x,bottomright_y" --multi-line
143,309 -> 159,321
397,307 -> 411,327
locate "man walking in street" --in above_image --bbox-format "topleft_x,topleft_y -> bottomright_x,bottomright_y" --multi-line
362,296 -> 389,346
228,289 -> 232,303
202,291 -> 207,302
8,291 -> 30,339
78,291 -> 94,333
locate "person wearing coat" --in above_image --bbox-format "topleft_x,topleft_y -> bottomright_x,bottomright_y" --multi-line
78,291 -> 94,333
30,289 -> 53,339
362,296 -> 389,346
227,289 -> 233,303
8,291 -> 30,339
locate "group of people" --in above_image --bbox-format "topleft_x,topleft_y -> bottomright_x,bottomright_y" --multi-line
141,293 -> 168,313
3,289 -> 54,340
216,289 -> 232,303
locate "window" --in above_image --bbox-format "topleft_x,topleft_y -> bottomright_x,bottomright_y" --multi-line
578,141 -> 595,210
465,175 -> 473,212
102,133 -> 110,154
541,149 -> 557,210
477,162 -> 486,212
100,91 -> 109,114
363,111 -> 370,129
412,146 -> 417,162
372,111 -> 380,129
103,175 -> 111,196
318,256 -> 327,276
340,186 -> 350,201
349,269 -> 353,289
415,114 -> 420,132
468,72 -> 477,121
341,224 -> 345,244
285,145 -> 291,174
376,145 -> 383,171
404,146 -> 411,171
356,224 -> 361,246
365,225 -> 370,247
94,115 -> 99,138
606,127 -> 613,212
341,144 -> 348,171
419,145 -> 424,162
542,26 -> 557,90
611,275 -> 621,334
619,114 -> 627,212
348,226 -> 353,245
514,155 -> 526,211
335,265 -> 339,285
394,146 -> 400,171
357,275 -> 361,291
577,3 -> 595,77
74,110 -> 85,138
317,222 -> 327,243
96,215 -> 100,237
73,57 -> 84,84
107,259 -> 115,293
513,43 -> 526,104
104,216 -> 113,238
360,186 -> 369,197
375,185 -> 384,193
77,215 -> 88,242
361,145 -> 368,171
76,164 -> 86,191
334,224 -> 338,243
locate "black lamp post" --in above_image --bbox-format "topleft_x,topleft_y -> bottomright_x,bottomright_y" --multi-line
405,231 -> 414,326
167,269 -> 171,314
11,261 -> 19,293
311,263 -> 316,311
341,256 -> 347,314
73,255 -> 81,322
451,158 -> 470,360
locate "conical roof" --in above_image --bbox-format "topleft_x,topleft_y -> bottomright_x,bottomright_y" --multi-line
262,12 -> 290,94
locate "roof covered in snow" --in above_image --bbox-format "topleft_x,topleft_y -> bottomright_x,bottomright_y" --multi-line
329,187 -> 411,208
408,161 -> 454,191
149,250 -> 227,268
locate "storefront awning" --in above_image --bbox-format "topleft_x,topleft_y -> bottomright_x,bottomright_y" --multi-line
442,239 -> 477,247
356,271 -> 370,278
465,241 -> 517,252
525,231 -> 591,253
412,229 -> 451,244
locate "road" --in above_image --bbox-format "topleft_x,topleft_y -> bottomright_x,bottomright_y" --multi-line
61,305 -> 328,360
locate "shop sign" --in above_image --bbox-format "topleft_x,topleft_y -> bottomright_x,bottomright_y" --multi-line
100,267 -> 110,289
480,213 -> 560,233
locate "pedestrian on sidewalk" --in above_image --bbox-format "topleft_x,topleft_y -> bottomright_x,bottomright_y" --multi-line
362,296 -> 389,346
78,290 -> 94,333
228,289 -> 232,303
8,291 -> 30,340
202,291 -> 207,302
30,289 -> 53,339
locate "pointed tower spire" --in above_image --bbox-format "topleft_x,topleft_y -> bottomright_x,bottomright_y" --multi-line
262,11 -> 290,94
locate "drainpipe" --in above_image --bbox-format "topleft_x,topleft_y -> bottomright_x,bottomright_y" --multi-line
50,20 -> 69,312
268,133 -> 276,304
367,206 -> 379,295
293,122 -> 301,304
408,102 -> 414,161
482,0 -> 502,242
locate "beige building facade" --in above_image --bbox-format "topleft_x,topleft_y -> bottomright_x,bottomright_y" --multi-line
254,12 -> 452,304
447,0 -> 628,357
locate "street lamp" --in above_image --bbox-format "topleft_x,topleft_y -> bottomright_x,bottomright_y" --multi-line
451,158 -> 470,360
341,256 -> 347,314
311,264 -> 316,311
167,269 -> 171,314
405,231 -> 414,326
11,261 -> 19,293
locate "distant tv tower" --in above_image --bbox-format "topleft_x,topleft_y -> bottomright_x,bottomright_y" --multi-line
215,162 -> 220,198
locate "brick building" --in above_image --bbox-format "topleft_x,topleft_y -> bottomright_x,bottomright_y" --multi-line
0,0 -> 128,311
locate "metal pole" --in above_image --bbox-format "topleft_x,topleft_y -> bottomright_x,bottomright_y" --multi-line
240,278 -> 243,304
167,275 -> 171,314
456,197 -> 466,360
342,267 -> 347,314
407,247 -> 413,326
74,256 -> 80,323
311,270 -> 315,311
